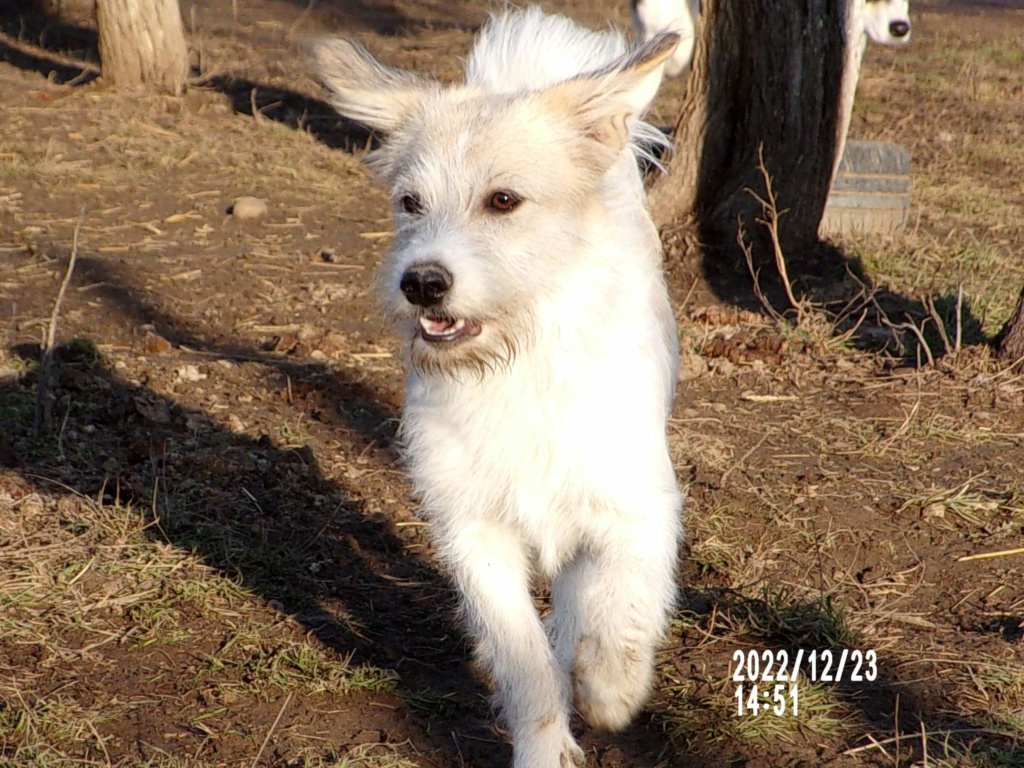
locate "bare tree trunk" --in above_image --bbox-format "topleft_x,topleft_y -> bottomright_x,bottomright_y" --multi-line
649,0 -> 849,264
95,0 -> 188,94
995,287 -> 1024,363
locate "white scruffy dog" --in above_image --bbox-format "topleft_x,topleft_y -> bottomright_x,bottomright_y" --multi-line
632,0 -> 909,78
860,0 -> 912,48
314,8 -> 683,767
631,0 -> 701,77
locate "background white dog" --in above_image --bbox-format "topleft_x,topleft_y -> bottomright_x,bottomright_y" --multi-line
314,8 -> 684,768
631,0 -> 701,77
632,0 -> 911,78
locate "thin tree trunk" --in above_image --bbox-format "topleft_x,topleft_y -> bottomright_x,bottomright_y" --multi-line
995,286 -> 1024,363
650,0 -> 849,264
95,0 -> 188,95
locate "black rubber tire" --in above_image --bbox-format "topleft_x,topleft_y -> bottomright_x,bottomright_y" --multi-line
820,140 -> 912,237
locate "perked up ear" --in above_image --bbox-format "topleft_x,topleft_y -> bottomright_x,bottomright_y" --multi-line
310,38 -> 426,134
540,31 -> 679,152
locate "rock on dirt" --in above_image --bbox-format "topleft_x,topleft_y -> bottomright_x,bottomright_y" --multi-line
229,196 -> 269,220
677,350 -> 708,381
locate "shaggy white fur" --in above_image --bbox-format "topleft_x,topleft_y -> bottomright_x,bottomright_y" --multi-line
314,8 -> 683,767
631,0 -> 701,77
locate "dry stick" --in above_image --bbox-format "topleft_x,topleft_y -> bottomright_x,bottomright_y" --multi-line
954,281 -> 963,354
923,295 -> 953,357
893,692 -> 901,768
719,431 -> 770,489
957,546 -> 1024,562
737,222 -> 785,323
844,727 -> 1020,756
34,212 -> 83,436
882,317 -> 935,368
751,144 -> 801,315
251,690 -> 293,768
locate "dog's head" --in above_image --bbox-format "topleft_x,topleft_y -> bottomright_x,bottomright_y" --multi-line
313,19 -> 675,380
862,0 -> 911,45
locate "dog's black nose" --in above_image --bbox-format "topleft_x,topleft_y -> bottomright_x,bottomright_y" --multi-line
889,20 -> 910,38
400,263 -> 453,307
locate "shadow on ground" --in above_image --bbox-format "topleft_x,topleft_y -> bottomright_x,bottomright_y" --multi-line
661,230 -> 989,366
0,245 -> 706,767
2,243 -> 1020,766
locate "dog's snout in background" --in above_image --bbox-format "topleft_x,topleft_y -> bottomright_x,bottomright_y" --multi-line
861,0 -> 912,46
889,19 -> 910,38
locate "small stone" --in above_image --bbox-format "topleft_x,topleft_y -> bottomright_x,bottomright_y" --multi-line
712,358 -> 736,377
229,196 -> 268,220
174,364 -> 207,382
142,334 -> 172,354
677,351 -> 708,381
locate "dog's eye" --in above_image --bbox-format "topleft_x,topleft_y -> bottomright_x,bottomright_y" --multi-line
487,190 -> 522,213
400,194 -> 424,215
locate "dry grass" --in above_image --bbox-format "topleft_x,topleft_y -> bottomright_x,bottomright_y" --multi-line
0,480 -> 399,765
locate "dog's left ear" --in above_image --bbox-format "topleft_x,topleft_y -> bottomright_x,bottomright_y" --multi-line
310,38 -> 427,134
541,32 -> 679,153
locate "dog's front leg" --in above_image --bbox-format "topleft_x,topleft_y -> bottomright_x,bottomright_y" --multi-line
562,494 -> 682,732
442,518 -> 585,768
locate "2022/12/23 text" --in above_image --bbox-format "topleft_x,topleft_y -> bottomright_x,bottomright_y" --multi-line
731,649 -> 878,717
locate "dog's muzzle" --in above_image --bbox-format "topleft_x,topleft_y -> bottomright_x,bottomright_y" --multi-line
889,20 -> 910,38
399,262 -> 482,343
400,262 -> 452,308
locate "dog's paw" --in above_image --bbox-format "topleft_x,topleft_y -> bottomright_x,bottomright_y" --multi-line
513,718 -> 585,768
572,635 -> 653,731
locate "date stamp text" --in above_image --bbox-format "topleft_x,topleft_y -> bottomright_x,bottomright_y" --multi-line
731,649 -> 877,717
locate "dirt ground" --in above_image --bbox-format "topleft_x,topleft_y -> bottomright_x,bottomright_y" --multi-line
1,1 -> 1023,767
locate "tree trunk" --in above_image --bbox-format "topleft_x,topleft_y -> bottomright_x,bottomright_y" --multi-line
995,286 -> 1024,363
95,0 -> 188,95
649,0 -> 851,265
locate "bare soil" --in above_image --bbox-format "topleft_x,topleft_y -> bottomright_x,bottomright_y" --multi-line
1,1 -> 1022,767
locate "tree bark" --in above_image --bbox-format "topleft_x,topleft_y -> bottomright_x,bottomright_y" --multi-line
649,0 -> 850,265
95,0 -> 188,95
995,286 -> 1024,363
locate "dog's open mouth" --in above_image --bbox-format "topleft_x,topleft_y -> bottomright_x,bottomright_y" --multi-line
417,315 -> 482,343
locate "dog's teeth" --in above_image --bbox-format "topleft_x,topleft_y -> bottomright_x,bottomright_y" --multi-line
419,316 -> 465,337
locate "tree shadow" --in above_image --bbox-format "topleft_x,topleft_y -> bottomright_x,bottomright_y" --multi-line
0,2 -> 99,85
0,2 -> 376,152
194,72 -> 375,152
666,231 -> 990,366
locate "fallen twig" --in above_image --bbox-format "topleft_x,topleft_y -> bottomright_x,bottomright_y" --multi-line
34,211 -> 84,436
251,690 -> 293,768
957,547 -> 1024,562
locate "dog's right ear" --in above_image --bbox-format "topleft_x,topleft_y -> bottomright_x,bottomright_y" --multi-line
311,38 -> 425,134
538,31 -> 678,156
